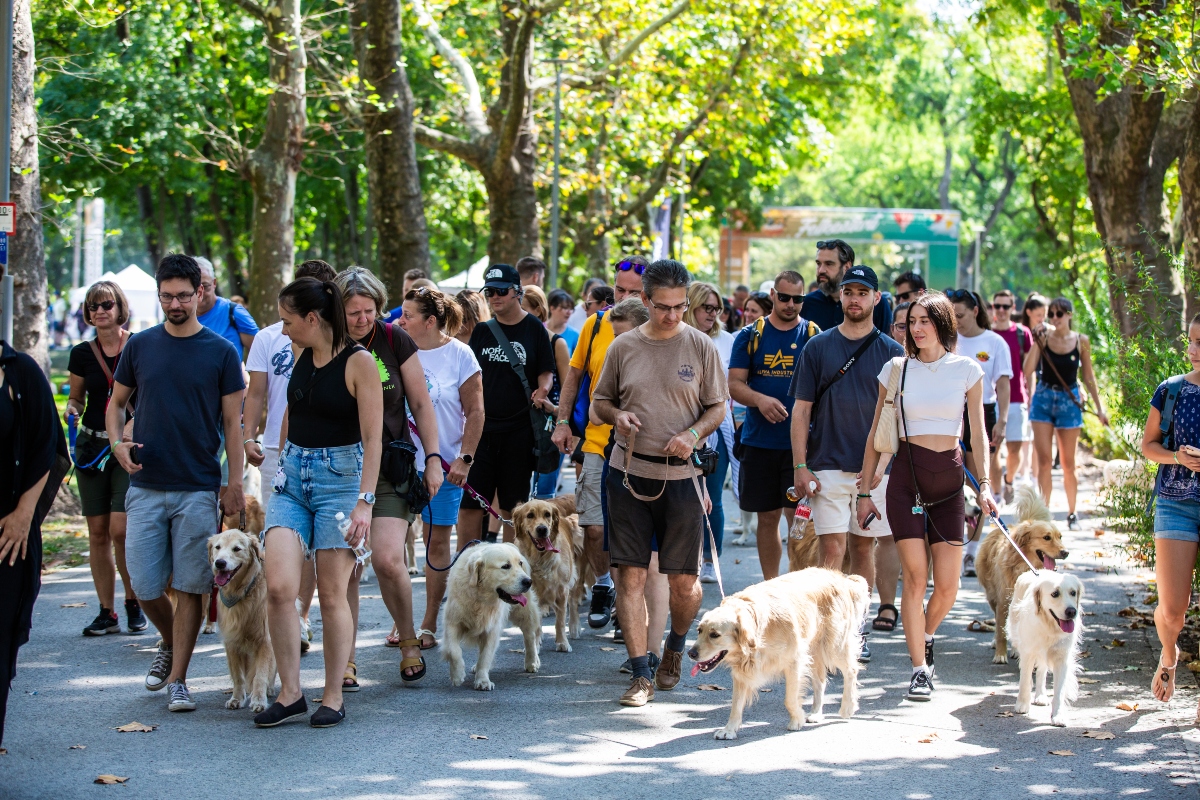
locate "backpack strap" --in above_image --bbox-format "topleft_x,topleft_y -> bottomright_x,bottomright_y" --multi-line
384,320 -> 394,351
1160,375 -> 1187,448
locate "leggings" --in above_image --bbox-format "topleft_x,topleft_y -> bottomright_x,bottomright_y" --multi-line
887,441 -> 965,544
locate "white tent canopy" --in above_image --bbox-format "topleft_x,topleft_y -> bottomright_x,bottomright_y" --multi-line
69,264 -> 163,331
437,256 -> 490,291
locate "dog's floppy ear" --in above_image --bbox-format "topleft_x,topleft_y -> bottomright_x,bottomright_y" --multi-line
249,534 -> 265,565
551,508 -> 560,536
732,601 -> 763,654
473,558 -> 485,586
1033,586 -> 1043,614
207,536 -> 216,563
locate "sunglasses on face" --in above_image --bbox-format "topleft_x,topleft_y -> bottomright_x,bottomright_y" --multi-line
1048,309 -> 1069,318
483,287 -> 512,298
992,303 -> 1012,311
774,291 -> 803,304
88,300 -> 116,312
615,260 -> 646,275
896,290 -> 916,301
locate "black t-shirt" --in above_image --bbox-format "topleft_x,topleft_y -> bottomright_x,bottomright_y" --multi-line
68,338 -> 131,430
360,320 -> 419,443
469,313 -> 556,433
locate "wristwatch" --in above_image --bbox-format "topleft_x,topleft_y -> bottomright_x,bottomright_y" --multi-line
358,492 -> 376,505
459,453 -> 474,465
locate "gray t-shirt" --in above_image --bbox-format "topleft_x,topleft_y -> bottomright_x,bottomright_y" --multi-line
788,327 -> 904,473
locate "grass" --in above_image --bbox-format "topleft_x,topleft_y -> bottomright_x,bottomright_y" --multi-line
41,516 -> 91,571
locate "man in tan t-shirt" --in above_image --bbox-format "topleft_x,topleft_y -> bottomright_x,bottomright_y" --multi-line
592,259 -> 728,708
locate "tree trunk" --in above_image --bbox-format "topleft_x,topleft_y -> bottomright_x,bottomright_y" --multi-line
9,0 -> 46,369
483,125 -> 540,265
1177,100 -> 1200,324
360,0 -> 430,300
137,184 -> 162,266
243,0 -> 306,325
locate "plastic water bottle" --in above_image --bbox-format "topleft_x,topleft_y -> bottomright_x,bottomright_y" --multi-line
786,482 -> 816,540
336,512 -> 372,565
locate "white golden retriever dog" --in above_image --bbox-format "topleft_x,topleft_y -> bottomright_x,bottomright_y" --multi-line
1007,570 -> 1084,727
208,529 -> 276,713
444,542 -> 542,691
689,568 -> 869,740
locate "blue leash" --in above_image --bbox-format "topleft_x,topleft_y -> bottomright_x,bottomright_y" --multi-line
68,414 -> 112,471
959,445 -> 1040,575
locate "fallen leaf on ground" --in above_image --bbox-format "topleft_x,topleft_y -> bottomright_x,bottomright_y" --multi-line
121,643 -> 138,647
1186,660 -> 1200,673
1115,702 -> 1138,712
1109,639 -> 1126,647
0,748 -> 7,755
1083,730 -> 1116,739
94,775 -> 128,784
113,722 -> 156,733
1078,678 -> 1099,684
1082,611 -> 1096,616
1123,665 -> 1140,671
1117,606 -> 1140,617
1079,650 -> 1093,659
1144,593 -> 1158,604
917,733 -> 939,743
60,602 -> 87,608
599,646 -> 615,652
759,687 -> 772,693
69,745 -> 86,750
1093,529 -> 1105,537
575,680 -> 594,685
734,559 -> 741,564
995,711 -> 1014,717
1049,750 -> 1074,757
469,734 -> 487,740
697,684 -> 725,691
508,648 -> 523,653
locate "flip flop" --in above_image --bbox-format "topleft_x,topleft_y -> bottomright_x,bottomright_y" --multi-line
416,628 -> 438,650
1152,647 -> 1179,703
872,604 -> 899,632
967,619 -> 995,633
385,624 -> 401,647
397,638 -> 426,683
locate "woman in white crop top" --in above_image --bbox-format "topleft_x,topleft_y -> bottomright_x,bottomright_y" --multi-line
858,292 -> 997,703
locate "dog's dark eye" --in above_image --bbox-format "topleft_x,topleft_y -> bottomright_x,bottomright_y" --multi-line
1069,590 -> 1077,596
233,547 -> 242,552
1051,590 -> 1060,598
502,563 -> 511,569
709,631 -> 719,638
526,512 -> 534,519
1043,535 -> 1051,540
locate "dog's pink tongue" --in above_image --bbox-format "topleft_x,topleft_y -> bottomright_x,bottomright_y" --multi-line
1058,618 -> 1075,633
214,572 -> 231,587
1043,555 -> 1056,571
690,663 -> 702,677
513,593 -> 528,607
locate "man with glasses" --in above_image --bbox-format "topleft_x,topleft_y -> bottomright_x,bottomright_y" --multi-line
105,254 -> 246,713
552,256 -> 649,631
892,270 -> 927,305
592,259 -> 728,706
990,289 -> 1033,504
803,240 -> 892,334
728,270 -> 818,581
194,256 -> 259,360
461,263 -> 555,545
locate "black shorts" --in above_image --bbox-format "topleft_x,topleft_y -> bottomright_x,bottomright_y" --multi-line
459,426 -> 536,512
962,402 -> 998,454
887,442 -> 965,544
737,445 -> 799,512
605,468 -> 703,575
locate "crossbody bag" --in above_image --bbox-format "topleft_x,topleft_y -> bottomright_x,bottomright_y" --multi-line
485,320 -> 561,474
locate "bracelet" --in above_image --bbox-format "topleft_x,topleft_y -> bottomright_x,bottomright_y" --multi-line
425,453 -> 442,465
243,438 -> 257,446
1175,450 -> 1182,465
555,419 -> 570,427
794,462 -> 807,470
688,428 -> 700,441
856,493 -> 871,498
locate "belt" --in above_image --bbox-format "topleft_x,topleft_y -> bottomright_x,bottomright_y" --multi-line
630,450 -> 690,467
80,424 -> 108,439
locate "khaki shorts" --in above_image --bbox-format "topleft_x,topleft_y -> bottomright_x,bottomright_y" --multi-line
810,470 -> 891,538
576,452 -> 606,527
375,472 -> 415,522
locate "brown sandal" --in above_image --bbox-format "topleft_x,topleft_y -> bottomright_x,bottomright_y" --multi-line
397,638 -> 426,683
343,661 -> 360,692
1152,648 -> 1178,703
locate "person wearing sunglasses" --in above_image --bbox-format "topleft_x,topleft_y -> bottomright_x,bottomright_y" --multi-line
66,281 -> 147,638
803,239 -> 893,334
892,270 -> 927,304
989,289 -> 1035,504
1024,297 -> 1108,530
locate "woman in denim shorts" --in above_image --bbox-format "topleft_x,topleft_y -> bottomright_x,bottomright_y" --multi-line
254,278 -> 383,730
1141,313 -> 1200,724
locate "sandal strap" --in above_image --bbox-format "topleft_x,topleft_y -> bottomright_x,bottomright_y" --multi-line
400,655 -> 425,670
416,628 -> 437,638
397,638 -> 422,649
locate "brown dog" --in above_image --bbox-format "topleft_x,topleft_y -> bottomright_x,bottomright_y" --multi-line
512,498 -> 584,652
787,515 -> 854,573
208,529 -> 276,712
976,485 -> 1069,664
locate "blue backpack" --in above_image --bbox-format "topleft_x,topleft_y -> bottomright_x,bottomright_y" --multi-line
570,309 -> 606,437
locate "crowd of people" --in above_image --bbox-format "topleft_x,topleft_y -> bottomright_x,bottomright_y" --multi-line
6,237 -> 1199,743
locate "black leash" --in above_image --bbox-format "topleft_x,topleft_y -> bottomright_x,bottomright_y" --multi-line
425,538 -> 483,573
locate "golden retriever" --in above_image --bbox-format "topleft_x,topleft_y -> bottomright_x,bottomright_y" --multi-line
444,542 -> 542,690
976,485 -> 1069,664
1007,570 -> 1083,727
513,499 -> 585,652
688,568 -> 870,740
207,529 -> 276,713
787,515 -> 853,573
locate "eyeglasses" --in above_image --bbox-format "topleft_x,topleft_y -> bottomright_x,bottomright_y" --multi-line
87,300 -> 116,312
483,287 -> 512,298
651,300 -> 689,314
893,323 -> 908,333
992,303 -> 1012,311
615,260 -> 645,275
1048,309 -> 1069,318
774,291 -> 803,304
158,291 -> 196,304
699,303 -> 721,315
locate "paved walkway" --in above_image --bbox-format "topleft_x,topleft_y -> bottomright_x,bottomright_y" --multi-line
3,476 -> 1200,799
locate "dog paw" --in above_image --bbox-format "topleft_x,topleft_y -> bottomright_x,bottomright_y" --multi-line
473,677 -> 495,691
804,713 -> 823,725
1050,716 -> 1066,728
448,666 -> 466,686
714,729 -> 739,740
203,625 -> 216,635
407,566 -> 419,576
555,640 -> 572,653
525,657 -> 541,673
992,653 -> 1008,665
249,697 -> 268,713
225,696 -> 243,710
839,706 -> 857,720
1033,694 -> 1049,707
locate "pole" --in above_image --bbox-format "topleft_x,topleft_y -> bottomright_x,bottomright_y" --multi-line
72,198 -> 82,288
0,0 -> 12,344
546,59 -> 568,290
973,230 -> 983,294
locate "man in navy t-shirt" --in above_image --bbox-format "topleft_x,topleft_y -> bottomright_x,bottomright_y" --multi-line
728,269 -> 820,581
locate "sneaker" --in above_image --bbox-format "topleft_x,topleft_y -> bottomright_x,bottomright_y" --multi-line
588,584 -> 616,629
299,617 -> 311,655
699,562 -> 717,584
655,648 -> 683,691
167,681 -> 196,712
254,696 -> 309,728
83,606 -> 120,636
962,555 -> 976,578
124,599 -> 147,634
1067,513 -> 1080,531
612,610 -> 624,644
620,676 -> 655,707
924,638 -> 935,676
858,638 -> 871,664
145,644 -> 173,691
1002,481 -> 1015,505
310,704 -> 346,728
907,669 -> 934,701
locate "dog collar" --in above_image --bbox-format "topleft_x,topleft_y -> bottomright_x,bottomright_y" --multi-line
219,571 -> 261,609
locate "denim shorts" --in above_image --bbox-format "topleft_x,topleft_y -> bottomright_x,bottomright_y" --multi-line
1154,495 -> 1200,543
419,470 -> 464,527
124,486 -> 220,599
265,442 -> 363,556
1030,385 -> 1083,429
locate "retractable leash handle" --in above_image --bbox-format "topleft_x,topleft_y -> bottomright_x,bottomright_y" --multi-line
67,412 -> 78,457
960,458 -> 1040,576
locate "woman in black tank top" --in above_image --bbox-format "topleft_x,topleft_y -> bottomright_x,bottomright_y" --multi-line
256,277 -> 383,730
1022,298 -> 1108,531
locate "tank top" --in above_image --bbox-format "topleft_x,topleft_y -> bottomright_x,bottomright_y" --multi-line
286,344 -> 364,448
1040,338 -> 1080,390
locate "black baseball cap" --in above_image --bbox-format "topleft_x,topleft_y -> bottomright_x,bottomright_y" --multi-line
839,265 -> 879,291
482,263 -> 520,290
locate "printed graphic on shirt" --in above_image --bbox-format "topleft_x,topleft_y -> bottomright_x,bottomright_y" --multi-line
373,352 -> 397,393
762,349 -> 795,373
271,346 -> 295,378
678,364 -> 696,382
480,341 -> 527,366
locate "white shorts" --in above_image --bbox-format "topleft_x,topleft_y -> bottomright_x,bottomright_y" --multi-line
577,452 -> 606,527
1007,403 -> 1032,443
810,470 -> 891,538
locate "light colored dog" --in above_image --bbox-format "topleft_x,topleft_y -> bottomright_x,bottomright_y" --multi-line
689,568 -> 870,740
512,499 -> 585,652
207,529 -> 276,713
444,542 -> 542,690
1007,570 -> 1084,727
787,516 -> 855,573
976,485 -> 1069,664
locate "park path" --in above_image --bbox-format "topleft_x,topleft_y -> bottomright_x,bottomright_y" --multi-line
2,467 -> 1199,799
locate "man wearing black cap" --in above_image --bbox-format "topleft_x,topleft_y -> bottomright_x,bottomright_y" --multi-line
803,239 -> 893,333
461,264 -> 556,543
788,265 -> 905,663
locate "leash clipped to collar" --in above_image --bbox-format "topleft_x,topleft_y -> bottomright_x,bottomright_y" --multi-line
406,419 -> 512,529
961,459 -> 1040,576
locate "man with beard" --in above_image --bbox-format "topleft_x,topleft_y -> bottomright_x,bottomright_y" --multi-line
802,239 -> 892,333
106,254 -> 246,713
727,270 -> 820,580
788,266 -> 904,663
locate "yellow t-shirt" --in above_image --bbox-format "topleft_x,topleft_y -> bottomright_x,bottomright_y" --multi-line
570,311 -> 616,456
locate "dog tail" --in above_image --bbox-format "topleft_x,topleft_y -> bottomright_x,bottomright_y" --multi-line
1014,484 -> 1052,523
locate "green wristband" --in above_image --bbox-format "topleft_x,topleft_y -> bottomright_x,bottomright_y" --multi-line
794,462 -> 807,470
689,428 -> 700,441
857,493 -> 872,498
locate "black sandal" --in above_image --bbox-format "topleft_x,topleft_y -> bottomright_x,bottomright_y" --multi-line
872,604 -> 899,632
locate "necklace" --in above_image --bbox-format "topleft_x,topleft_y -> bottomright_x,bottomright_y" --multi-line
916,351 -> 949,374
362,323 -> 377,352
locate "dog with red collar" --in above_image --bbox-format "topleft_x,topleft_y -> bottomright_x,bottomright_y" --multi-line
512,498 -> 586,653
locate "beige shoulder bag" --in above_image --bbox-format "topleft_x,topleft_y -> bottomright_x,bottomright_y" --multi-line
873,356 -> 904,455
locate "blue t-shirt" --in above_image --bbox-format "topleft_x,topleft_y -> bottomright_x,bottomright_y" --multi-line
1151,378 -> 1200,502
198,296 -> 259,359
729,318 -> 819,449
558,325 -> 579,355
113,325 -> 246,492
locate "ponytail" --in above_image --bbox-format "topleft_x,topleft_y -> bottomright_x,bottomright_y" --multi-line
405,286 -> 464,338
322,280 -> 350,350
279,277 -> 349,351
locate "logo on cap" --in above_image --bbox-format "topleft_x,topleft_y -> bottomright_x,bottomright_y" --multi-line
852,269 -> 865,276
486,269 -> 502,280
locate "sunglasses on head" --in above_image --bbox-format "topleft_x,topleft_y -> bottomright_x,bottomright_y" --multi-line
946,288 -> 975,303
615,260 -> 645,275
815,240 -> 845,250
483,286 -> 512,298
774,291 -> 803,304
88,300 -> 116,312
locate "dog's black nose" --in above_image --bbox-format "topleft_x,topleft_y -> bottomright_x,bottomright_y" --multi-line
687,646 -> 699,660
214,559 -> 226,570
1060,549 -> 1070,559
520,577 -> 532,591
535,525 -> 549,535
1064,606 -> 1077,619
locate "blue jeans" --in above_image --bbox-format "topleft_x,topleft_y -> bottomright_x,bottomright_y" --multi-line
703,431 -> 730,561
535,453 -> 565,499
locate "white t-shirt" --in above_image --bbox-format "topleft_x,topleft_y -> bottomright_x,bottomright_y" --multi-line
245,321 -> 295,450
713,328 -> 735,371
566,303 -> 587,333
877,354 -> 984,438
955,330 -> 1013,405
408,338 -> 482,464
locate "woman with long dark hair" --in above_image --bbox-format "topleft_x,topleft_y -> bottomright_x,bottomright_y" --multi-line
254,278 -> 383,729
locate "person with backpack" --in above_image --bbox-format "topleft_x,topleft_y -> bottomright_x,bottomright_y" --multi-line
728,270 -> 819,581
1141,313 -> 1200,724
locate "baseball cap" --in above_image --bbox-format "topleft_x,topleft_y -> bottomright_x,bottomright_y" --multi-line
839,265 -> 879,291
482,263 -> 520,290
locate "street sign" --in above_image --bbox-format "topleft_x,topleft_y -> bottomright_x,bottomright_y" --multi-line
0,232 -> 8,266
0,202 -> 14,235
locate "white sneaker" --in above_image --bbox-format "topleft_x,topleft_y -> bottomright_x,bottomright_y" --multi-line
167,681 -> 196,712
699,562 -> 717,584
299,617 -> 311,654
